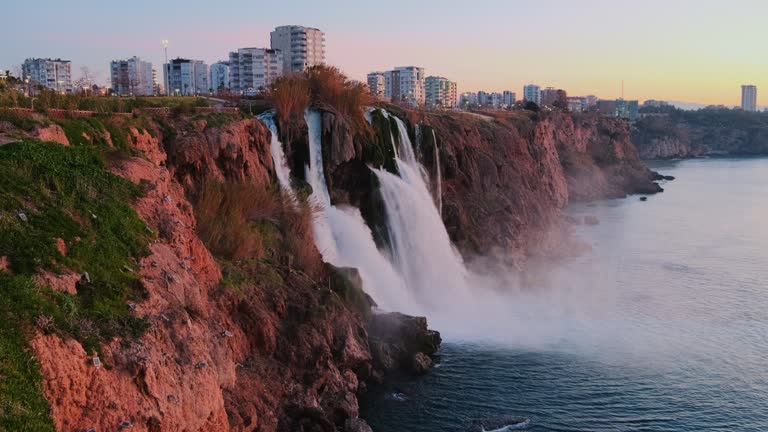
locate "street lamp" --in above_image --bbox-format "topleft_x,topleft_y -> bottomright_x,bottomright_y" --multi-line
162,39 -> 169,96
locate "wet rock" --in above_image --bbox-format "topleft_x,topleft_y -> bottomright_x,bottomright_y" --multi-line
344,417 -> 374,432
369,312 -> 441,375
411,352 -> 432,375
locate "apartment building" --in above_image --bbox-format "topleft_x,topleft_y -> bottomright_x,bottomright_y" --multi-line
270,25 -> 325,73
229,48 -> 283,94
425,76 -> 457,108
22,58 -> 72,92
163,58 -> 209,96
110,56 -> 154,96
210,61 -> 230,93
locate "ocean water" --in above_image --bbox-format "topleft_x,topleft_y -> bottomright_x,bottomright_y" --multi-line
361,157 -> 768,432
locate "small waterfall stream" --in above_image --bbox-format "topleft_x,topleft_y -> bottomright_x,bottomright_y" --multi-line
257,112 -> 296,202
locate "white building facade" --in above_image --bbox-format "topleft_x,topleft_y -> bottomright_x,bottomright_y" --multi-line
502,90 -> 516,107
741,85 -> 757,112
270,25 -> 325,73
22,58 -> 72,92
425,76 -> 457,108
523,84 -> 541,105
210,61 -> 230,93
163,59 -> 209,96
382,66 -> 425,106
367,72 -> 386,99
229,48 -> 283,95
110,56 -> 154,96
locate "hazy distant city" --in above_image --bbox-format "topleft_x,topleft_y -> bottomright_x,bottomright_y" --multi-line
1,24 -> 763,120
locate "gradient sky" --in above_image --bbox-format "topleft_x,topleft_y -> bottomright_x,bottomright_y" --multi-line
1,0 -> 766,106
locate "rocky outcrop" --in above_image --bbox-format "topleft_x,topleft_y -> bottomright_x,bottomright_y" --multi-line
32,124 -> 70,146
162,117 -> 274,196
368,313 -> 442,377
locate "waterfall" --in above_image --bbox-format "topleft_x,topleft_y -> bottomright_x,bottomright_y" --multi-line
303,110 -> 416,314
433,129 -> 443,217
257,112 -> 296,202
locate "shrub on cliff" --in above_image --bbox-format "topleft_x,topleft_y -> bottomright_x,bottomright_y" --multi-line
194,180 -> 322,275
268,73 -> 310,141
268,65 -> 372,133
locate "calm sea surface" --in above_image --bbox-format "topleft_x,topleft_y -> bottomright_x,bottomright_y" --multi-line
361,157 -> 768,431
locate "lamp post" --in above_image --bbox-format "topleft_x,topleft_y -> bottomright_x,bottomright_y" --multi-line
162,39 -> 169,96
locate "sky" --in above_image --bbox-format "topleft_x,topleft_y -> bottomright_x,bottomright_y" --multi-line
1,0 -> 766,107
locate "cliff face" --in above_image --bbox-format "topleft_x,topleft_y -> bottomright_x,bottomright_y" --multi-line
632,109 -> 768,159
9,114 -> 435,432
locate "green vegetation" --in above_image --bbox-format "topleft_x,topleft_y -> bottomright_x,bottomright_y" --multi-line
0,140 -> 152,429
0,109 -> 41,132
197,112 -> 247,130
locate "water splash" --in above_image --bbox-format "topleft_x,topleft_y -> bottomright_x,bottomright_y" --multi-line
257,112 -> 296,202
433,128 -> 443,217
303,110 -> 415,313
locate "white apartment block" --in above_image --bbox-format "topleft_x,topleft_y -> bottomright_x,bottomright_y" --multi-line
425,76 -> 458,109
229,48 -> 283,94
270,25 -> 325,73
502,91 -> 516,107
367,72 -> 386,99
163,58 -> 209,96
110,56 -> 154,96
22,58 -> 72,92
741,85 -> 757,112
383,66 -> 425,106
210,61 -> 230,93
523,84 -> 541,105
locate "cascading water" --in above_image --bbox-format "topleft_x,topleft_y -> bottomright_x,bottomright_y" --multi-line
303,110 -> 417,314
269,108 -> 505,335
257,112 -> 296,203
433,129 -> 443,217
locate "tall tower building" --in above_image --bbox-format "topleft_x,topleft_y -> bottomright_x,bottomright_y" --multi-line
741,85 -> 757,112
523,84 -> 541,105
270,25 -> 325,73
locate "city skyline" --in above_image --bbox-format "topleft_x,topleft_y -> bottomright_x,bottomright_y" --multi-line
1,0 -> 766,107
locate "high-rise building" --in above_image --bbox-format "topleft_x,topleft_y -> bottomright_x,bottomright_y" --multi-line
502,91 -> 516,107
567,96 -> 587,112
489,92 -> 503,108
229,48 -> 283,95
477,91 -> 489,106
616,99 -> 639,121
540,87 -> 567,107
110,56 -> 154,96
367,72 -> 386,99
270,25 -> 325,73
383,66 -> 425,106
425,76 -> 457,108
459,92 -> 478,107
22,58 -> 72,92
163,58 -> 209,96
741,85 -> 757,112
585,95 -> 599,107
523,84 -> 541,105
210,61 -> 230,93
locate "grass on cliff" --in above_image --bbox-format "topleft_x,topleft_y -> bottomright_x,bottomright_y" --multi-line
0,139 -> 152,429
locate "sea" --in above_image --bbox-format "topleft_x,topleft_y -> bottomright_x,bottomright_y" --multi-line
361,157 -> 768,432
